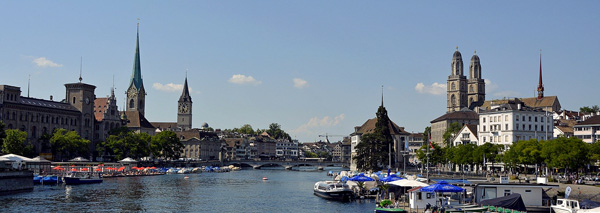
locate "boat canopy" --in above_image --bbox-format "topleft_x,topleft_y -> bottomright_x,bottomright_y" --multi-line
479,193 -> 527,212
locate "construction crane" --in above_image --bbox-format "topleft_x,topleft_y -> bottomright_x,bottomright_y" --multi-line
318,133 -> 345,143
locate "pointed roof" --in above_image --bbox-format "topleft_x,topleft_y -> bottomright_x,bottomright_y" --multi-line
129,24 -> 143,91
537,52 -> 544,99
179,76 -> 192,102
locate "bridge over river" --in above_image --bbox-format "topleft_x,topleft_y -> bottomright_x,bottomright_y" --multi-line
226,160 -> 349,170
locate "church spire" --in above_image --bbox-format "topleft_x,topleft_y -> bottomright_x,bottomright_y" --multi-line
381,85 -> 384,107
129,21 -> 143,91
179,74 -> 191,102
537,49 -> 544,100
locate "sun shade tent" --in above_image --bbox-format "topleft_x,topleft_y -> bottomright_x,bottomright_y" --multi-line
69,157 -> 90,162
388,179 -> 429,187
420,180 -> 464,192
479,193 -> 527,212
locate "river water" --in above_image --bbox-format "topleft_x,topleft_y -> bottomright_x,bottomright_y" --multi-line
1,168 -> 376,212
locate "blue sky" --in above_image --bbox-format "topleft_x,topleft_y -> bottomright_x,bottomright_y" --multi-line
1,1 -> 599,142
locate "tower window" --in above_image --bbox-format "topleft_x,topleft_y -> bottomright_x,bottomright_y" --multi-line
73,97 -> 76,104
129,99 -> 134,108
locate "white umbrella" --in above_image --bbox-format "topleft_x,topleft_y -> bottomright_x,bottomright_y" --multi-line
69,157 -> 90,162
388,179 -> 430,187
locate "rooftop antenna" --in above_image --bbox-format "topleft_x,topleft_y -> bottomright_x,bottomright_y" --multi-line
79,56 -> 83,83
27,74 -> 30,97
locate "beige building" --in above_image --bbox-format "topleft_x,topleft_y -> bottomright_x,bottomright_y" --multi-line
430,109 -> 479,146
574,115 -> 600,143
177,130 -> 224,161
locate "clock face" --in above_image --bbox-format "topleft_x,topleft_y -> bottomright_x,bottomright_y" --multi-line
179,103 -> 189,113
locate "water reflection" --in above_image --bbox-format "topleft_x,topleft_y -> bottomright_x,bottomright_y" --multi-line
2,169 -> 374,212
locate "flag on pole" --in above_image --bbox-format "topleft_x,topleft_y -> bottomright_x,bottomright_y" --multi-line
429,133 -> 435,150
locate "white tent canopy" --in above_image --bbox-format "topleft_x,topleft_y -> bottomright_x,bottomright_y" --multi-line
31,156 -> 52,163
69,157 -> 90,162
119,157 -> 138,163
388,179 -> 430,187
0,154 -> 34,162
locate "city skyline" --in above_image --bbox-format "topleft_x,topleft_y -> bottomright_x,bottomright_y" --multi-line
1,1 -> 599,142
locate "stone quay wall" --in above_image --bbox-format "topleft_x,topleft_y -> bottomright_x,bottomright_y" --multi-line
0,170 -> 33,195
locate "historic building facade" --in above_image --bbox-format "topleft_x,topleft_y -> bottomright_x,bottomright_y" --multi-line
177,76 -> 192,130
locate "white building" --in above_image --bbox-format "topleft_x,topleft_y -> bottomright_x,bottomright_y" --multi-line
407,133 -> 424,163
452,124 -> 479,146
574,115 -> 600,143
478,100 -> 553,149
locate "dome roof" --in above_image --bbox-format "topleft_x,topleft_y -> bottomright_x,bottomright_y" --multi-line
453,50 -> 462,59
201,122 -> 209,128
471,54 -> 480,62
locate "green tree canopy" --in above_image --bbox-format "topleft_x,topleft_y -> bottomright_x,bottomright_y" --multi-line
267,123 -> 291,140
100,130 -> 150,160
2,129 -> 32,156
353,103 -> 394,172
416,142 -> 444,165
49,129 -> 90,160
150,130 -> 184,160
238,124 -> 255,135
580,105 -> 599,114
443,122 -> 463,147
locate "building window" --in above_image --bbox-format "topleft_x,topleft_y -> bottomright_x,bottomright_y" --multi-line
505,124 -> 508,130
516,115 -> 519,121
541,117 -> 544,122
505,115 -> 508,121
535,117 -> 538,122
483,117 -> 486,123
73,97 -> 76,104
529,116 -> 531,122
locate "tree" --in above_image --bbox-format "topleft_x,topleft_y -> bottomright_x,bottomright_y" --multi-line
580,105 -> 599,114
151,130 -> 184,160
474,143 -> 502,171
589,141 -> 600,163
238,124 -> 255,135
50,129 -> 90,160
353,103 -> 394,172
2,129 -> 32,156
266,123 -> 291,140
443,122 -> 462,147
100,130 -> 150,160
541,137 -> 589,174
416,142 -> 444,166
304,151 -> 317,158
0,121 -> 6,150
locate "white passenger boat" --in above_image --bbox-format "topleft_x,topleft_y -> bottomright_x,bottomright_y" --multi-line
551,199 -> 600,213
313,181 -> 353,201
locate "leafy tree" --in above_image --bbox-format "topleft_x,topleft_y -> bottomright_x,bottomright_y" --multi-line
443,122 -> 462,147
100,130 -> 150,160
151,130 -> 184,160
589,141 -> 600,163
580,105 -> 599,114
474,143 -> 502,171
416,142 -> 444,166
353,103 -> 394,172
0,121 -> 6,150
238,124 -> 255,135
50,129 -> 90,160
266,123 -> 291,140
304,151 -> 317,158
541,137 -> 589,173
2,129 -> 33,156
422,126 -> 431,144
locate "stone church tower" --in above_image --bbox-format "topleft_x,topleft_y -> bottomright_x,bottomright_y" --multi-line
126,23 -> 146,116
177,76 -> 192,130
447,48 -> 485,112
467,51 -> 485,109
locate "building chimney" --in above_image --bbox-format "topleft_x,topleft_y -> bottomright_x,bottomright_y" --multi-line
518,103 -> 522,110
50,95 -> 53,101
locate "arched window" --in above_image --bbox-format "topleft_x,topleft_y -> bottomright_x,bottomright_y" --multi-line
451,83 -> 456,91
129,99 -> 134,108
32,126 -> 37,138
451,94 -> 456,108
73,97 -> 76,104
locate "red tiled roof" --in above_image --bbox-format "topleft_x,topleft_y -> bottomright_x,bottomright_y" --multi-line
356,118 -> 410,135
94,98 -> 109,121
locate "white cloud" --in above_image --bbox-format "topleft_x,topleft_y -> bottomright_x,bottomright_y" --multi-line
485,79 -> 498,93
228,74 -> 262,85
293,78 -> 308,88
152,82 -> 196,93
291,114 -> 345,136
32,57 -> 62,67
415,82 -> 446,95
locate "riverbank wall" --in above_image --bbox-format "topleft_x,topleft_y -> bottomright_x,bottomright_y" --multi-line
0,170 -> 33,195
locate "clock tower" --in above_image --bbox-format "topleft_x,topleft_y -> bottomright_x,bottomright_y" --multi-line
177,76 -> 192,130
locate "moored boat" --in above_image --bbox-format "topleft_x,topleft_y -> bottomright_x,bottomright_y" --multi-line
551,198 -> 600,213
313,181 -> 353,201
41,175 -> 63,184
63,172 -> 103,185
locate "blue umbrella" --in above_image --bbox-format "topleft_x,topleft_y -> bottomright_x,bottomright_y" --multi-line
420,180 -> 464,192
349,173 -> 375,182
380,174 -> 404,182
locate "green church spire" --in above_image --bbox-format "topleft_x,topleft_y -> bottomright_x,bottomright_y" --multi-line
179,73 -> 192,102
129,22 -> 143,91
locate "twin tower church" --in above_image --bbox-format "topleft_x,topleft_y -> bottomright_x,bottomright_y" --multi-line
447,48 -> 486,112
123,24 -> 193,133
